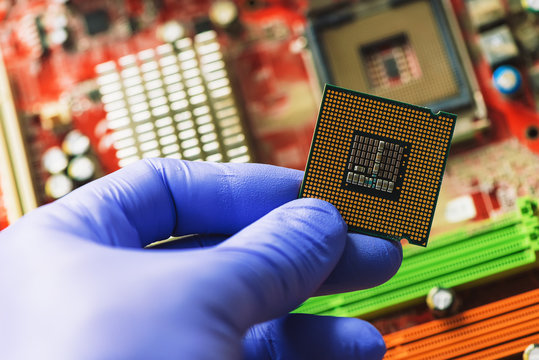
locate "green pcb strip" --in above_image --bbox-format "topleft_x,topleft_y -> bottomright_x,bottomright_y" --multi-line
294,198 -> 539,318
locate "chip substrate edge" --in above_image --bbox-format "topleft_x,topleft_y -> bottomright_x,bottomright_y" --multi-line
299,84 -> 457,247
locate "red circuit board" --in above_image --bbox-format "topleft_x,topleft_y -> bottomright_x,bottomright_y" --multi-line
0,185 -> 8,231
0,0 -> 538,350
450,0 -> 539,150
0,0 -> 317,205
370,0 -> 539,339
3,0 -> 536,204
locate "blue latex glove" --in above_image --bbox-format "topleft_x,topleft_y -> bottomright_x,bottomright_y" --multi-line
0,159 -> 402,360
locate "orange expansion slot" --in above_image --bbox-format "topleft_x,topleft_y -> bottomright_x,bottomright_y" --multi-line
385,307 -> 539,359
384,288 -> 539,360
407,316 -> 539,359
458,333 -> 539,360
385,287 -> 539,349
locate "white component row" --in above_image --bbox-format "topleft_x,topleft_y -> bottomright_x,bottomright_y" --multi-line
96,30 -> 250,167
194,31 -> 249,162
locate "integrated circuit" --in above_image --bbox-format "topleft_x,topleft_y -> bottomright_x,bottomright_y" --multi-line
299,85 -> 456,247
84,9 -> 110,36
307,0 -> 488,143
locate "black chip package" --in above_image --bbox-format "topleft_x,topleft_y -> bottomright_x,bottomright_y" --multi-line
299,85 -> 456,247
84,9 -> 110,36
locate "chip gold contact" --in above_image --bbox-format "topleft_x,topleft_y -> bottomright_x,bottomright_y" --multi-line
299,85 -> 456,247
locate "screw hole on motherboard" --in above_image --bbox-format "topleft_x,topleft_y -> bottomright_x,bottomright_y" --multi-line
526,126 -> 539,140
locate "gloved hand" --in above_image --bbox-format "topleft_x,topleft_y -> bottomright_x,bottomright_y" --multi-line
0,158 -> 402,360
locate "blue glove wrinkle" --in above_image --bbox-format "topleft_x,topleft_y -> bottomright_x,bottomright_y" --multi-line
132,159 -> 180,239
165,160 -> 304,236
34,159 -> 304,248
242,321 -> 276,360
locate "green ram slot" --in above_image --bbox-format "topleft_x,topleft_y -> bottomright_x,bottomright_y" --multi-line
323,249 -> 536,318
344,227 -> 532,299
295,198 -> 539,316
392,225 -> 532,281
297,230 -> 535,315
404,198 -> 537,258
403,213 -> 520,258
298,223 -> 530,313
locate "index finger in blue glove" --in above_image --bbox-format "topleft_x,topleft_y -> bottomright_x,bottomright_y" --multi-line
41,158 -> 303,247
151,231 -> 402,296
30,158 -> 401,295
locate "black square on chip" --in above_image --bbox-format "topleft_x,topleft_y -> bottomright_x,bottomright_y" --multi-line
343,132 -> 409,201
84,10 -> 110,36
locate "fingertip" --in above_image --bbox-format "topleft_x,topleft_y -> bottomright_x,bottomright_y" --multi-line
384,238 -> 403,280
244,315 -> 386,360
346,318 -> 386,360
318,234 -> 403,294
331,317 -> 386,359
356,236 -> 402,286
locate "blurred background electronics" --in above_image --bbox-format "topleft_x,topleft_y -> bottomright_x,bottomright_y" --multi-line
0,0 -> 537,358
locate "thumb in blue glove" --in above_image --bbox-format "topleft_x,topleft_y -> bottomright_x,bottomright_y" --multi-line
0,159 -> 402,360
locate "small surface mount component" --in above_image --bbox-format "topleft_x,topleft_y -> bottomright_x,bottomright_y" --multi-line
84,9 -> 111,36
465,0 -> 505,30
479,26 -> 520,66
524,344 -> 539,360
426,286 -> 459,317
299,85 -> 456,247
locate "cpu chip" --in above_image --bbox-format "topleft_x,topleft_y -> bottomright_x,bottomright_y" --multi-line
299,85 -> 456,247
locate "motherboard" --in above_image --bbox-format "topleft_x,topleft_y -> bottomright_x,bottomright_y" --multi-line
0,0 -> 538,358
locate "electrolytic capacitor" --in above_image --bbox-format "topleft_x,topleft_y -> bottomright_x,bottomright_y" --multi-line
523,343 -> 539,360
426,287 -> 459,317
45,173 -> 73,199
67,155 -> 96,183
493,65 -> 522,96
62,129 -> 91,157
521,0 -> 539,13
158,21 -> 186,44
209,1 -> 242,35
42,146 -> 68,174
